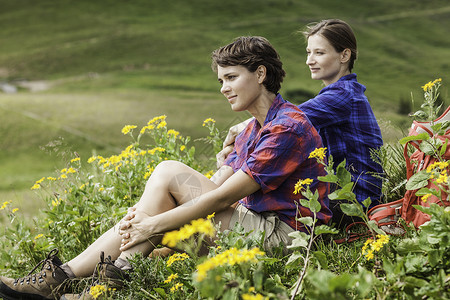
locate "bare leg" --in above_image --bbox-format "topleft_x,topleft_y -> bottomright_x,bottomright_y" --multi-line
67,160 -> 234,277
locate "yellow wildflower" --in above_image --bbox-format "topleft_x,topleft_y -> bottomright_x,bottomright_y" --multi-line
164,273 -> 178,284
436,171 -> 448,184
365,250 -> 374,260
167,129 -> 180,137
12,208 -> 19,213
207,212 -> 215,220
157,121 -> 167,129
242,293 -> 267,300
148,147 -> 165,155
70,157 -> 80,163
202,118 -> 216,127
52,198 -> 61,207
0,201 -> 10,210
121,125 -> 137,135
204,170 -> 214,179
166,253 -> 190,267
180,145 -> 186,151
421,78 -> 442,92
308,147 -> 327,160
89,284 -> 106,299
362,234 -> 389,260
148,115 -> 167,125
36,177 -> 45,184
422,193 -> 432,203
170,282 -> 183,292
31,183 -> 41,190
87,156 -> 97,164
293,178 -> 314,194
34,234 -> 44,240
195,247 -> 265,282
162,218 -> 215,248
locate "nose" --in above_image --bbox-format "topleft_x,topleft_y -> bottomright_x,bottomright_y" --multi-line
221,82 -> 230,95
306,54 -> 314,66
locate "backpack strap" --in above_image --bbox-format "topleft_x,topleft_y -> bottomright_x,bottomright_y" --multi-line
333,222 -> 371,244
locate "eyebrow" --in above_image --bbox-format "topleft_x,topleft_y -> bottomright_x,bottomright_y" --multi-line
218,72 -> 234,81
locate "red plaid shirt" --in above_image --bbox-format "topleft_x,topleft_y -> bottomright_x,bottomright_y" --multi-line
225,94 -> 332,230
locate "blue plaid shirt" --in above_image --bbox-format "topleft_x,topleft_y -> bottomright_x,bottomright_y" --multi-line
298,74 -> 383,205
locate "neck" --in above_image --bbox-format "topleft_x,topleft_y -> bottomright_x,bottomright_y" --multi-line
323,69 -> 351,86
248,92 -> 276,126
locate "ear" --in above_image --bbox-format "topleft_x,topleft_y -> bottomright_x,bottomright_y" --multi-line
256,65 -> 267,84
341,49 -> 351,64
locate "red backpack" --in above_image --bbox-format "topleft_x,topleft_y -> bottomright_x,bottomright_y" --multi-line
368,106 -> 450,235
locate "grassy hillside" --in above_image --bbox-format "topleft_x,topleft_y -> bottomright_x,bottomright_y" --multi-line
0,0 -> 449,211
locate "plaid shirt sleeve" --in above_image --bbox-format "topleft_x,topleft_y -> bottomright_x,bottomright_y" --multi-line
240,123 -> 313,193
298,86 -> 352,130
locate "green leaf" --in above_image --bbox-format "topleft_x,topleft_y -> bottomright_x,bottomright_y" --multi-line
340,203 -> 365,218
415,187 -> 434,196
412,204 -> 432,214
153,288 -> 167,297
419,141 -> 434,155
314,225 -> 339,235
297,217 -> 314,227
286,252 -> 304,267
336,160 -> 351,186
362,197 -> 372,208
406,171 -> 430,190
399,133 -> 430,144
367,220 -> 385,235
300,199 -> 309,209
287,237 -> 308,249
318,174 -> 338,183
287,231 -> 310,249
310,191 -> 322,213
440,138 -> 448,156
328,182 -> 355,201
312,251 -> 328,270
253,267 -> 264,290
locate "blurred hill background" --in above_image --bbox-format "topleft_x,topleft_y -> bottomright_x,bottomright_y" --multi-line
0,0 -> 449,213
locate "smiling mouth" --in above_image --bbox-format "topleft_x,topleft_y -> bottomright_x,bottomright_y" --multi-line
310,68 -> 320,72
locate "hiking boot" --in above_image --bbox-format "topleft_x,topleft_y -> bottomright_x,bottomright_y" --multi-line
0,248 -> 71,300
60,252 -> 130,300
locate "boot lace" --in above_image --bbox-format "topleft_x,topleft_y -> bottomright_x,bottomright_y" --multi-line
14,248 -> 60,286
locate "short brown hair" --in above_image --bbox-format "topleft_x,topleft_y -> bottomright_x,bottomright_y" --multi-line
211,36 -> 286,94
303,19 -> 357,71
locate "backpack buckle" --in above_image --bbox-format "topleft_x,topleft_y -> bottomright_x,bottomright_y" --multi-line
394,206 -> 401,217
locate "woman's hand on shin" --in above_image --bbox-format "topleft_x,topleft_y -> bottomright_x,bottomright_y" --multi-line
119,209 -> 158,251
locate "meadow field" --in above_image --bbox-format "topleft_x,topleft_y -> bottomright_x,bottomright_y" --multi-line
0,1 -> 449,299
1,0 -> 449,212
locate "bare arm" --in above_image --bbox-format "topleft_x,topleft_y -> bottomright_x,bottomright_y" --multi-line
156,169 -> 258,231
119,168 -> 259,250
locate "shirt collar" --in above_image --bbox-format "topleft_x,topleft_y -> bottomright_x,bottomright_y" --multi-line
319,73 -> 359,94
263,94 -> 285,125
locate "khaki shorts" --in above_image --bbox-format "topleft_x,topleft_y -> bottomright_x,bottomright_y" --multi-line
229,204 -> 295,255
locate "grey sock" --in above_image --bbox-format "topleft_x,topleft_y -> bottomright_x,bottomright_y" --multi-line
114,258 -> 132,270
60,263 -> 76,278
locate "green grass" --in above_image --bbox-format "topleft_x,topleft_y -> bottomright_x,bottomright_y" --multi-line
1,0 -> 450,213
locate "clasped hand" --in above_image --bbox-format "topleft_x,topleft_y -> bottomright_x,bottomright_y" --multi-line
118,207 -> 155,251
